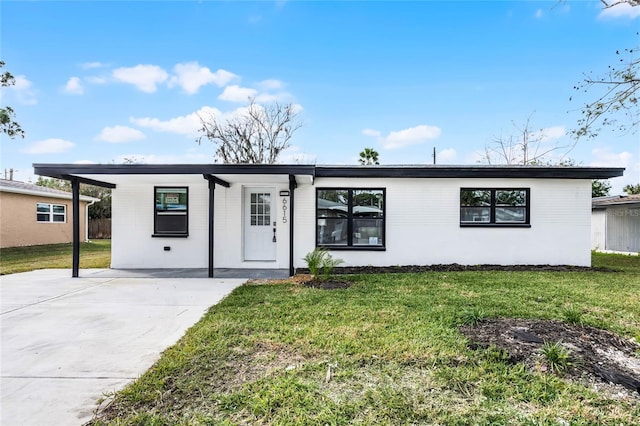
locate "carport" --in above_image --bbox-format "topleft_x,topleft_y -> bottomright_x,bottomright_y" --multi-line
33,163 -> 316,279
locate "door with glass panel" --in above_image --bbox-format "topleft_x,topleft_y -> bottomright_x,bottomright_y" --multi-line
243,188 -> 276,261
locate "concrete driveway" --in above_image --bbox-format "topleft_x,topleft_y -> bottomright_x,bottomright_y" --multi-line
1,269 -> 245,426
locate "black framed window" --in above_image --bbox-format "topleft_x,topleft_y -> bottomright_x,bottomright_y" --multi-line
460,188 -> 530,227
36,203 -> 66,223
153,187 -> 188,237
316,188 -> 385,249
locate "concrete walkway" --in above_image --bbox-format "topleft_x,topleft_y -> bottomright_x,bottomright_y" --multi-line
0,269 -> 245,426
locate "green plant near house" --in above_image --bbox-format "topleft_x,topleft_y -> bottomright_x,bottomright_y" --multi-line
541,341 -> 573,373
459,306 -> 486,326
320,252 -> 344,281
562,305 -> 584,325
303,248 -> 343,281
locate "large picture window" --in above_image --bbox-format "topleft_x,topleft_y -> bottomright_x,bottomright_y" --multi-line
154,187 -> 188,237
460,188 -> 530,227
316,188 -> 385,249
36,203 -> 66,223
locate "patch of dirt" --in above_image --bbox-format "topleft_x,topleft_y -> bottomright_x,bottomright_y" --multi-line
248,274 -> 351,290
303,279 -> 351,290
297,264 -> 614,275
247,274 -> 313,286
461,319 -> 640,398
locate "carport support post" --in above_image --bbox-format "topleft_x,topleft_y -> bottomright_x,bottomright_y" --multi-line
208,180 -> 215,278
71,179 -> 80,278
289,175 -> 296,277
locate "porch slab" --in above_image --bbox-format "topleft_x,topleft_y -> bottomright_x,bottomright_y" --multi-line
82,268 -> 291,279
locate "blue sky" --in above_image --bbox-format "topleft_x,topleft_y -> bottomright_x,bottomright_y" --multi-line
1,1 -> 638,192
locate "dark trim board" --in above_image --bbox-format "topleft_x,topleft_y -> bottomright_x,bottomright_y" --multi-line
34,163 -> 624,180
314,165 -> 624,179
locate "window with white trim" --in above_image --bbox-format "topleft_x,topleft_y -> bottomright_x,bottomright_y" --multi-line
460,188 -> 530,227
37,203 -> 66,223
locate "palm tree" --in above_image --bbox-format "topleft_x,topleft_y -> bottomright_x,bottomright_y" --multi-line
358,148 -> 380,165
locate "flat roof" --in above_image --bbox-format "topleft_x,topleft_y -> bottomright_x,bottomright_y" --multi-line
593,194 -> 640,208
33,163 -> 625,188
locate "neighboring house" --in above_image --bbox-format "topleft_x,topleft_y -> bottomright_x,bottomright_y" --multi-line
32,163 -> 624,277
592,194 -> 640,254
0,179 -> 99,248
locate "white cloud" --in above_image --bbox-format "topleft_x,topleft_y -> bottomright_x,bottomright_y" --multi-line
22,138 -> 75,154
96,125 -> 146,143
112,151 -> 211,164
218,85 -> 258,102
535,9 -> 543,18
257,92 -> 294,103
599,2 -> 640,19
86,76 -> 107,84
590,146 -> 638,194
8,75 -> 37,105
112,64 -> 168,93
258,79 -> 284,90
534,125 -> 566,143
64,77 -> 84,95
81,62 -> 106,69
168,62 -> 238,94
278,146 -> 317,164
362,128 -> 381,137
381,125 -> 442,149
437,148 -> 457,164
73,160 -> 98,164
590,147 -> 633,168
130,106 -> 221,136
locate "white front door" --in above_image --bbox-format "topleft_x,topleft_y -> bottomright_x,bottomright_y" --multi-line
244,188 -> 277,261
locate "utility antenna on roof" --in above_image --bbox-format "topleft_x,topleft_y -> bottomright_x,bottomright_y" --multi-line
432,147 -> 436,165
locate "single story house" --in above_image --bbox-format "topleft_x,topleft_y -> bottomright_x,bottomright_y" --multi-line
592,194 -> 640,254
0,179 -> 99,248
32,163 -> 624,277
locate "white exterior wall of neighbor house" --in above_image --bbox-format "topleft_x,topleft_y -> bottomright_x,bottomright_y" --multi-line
605,205 -> 640,253
111,176 -> 292,269
294,177 -> 593,267
591,209 -> 607,251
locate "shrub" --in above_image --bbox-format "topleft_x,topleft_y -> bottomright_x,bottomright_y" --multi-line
541,341 -> 572,373
562,305 -> 584,325
303,248 -> 344,281
459,307 -> 486,326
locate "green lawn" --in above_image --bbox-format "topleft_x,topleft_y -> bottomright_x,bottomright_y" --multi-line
92,252 -> 640,425
0,239 -> 111,275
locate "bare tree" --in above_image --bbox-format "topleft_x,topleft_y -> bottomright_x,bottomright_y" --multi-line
481,114 -> 573,165
570,1 -> 639,139
197,97 -> 303,164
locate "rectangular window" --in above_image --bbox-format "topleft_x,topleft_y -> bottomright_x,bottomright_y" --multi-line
36,203 -> 66,223
317,188 -> 385,249
460,188 -> 530,227
154,187 -> 188,237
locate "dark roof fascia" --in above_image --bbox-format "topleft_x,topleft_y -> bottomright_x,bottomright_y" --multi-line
34,163 -> 624,180
61,174 -> 116,189
314,166 -> 625,179
34,163 -> 316,178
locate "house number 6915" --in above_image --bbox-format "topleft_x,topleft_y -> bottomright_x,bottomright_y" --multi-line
282,198 -> 288,223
